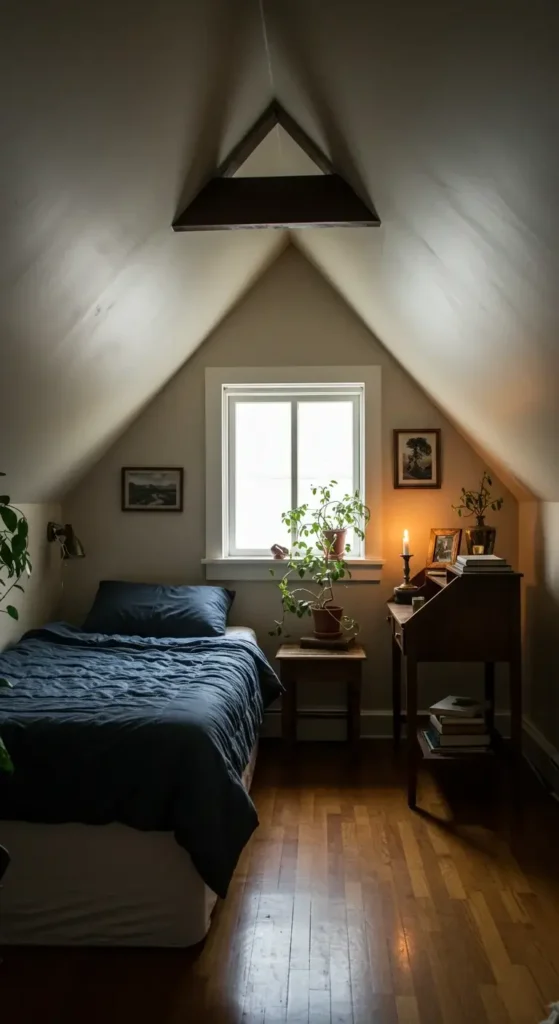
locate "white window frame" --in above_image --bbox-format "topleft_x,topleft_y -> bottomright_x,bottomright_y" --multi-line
204,367 -> 384,581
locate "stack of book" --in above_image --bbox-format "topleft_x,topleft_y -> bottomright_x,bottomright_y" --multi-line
422,695 -> 491,755
452,554 -> 513,575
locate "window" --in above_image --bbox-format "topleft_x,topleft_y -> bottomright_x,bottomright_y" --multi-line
226,384 -> 363,557
204,367 -> 383,581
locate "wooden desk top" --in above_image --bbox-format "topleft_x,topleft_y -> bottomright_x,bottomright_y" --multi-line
276,642 -> 366,661
386,602 -> 414,626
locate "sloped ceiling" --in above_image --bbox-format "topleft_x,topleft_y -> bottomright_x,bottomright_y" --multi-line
2,0 -> 558,501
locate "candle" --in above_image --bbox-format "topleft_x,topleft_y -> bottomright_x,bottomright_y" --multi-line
402,530 -> 410,556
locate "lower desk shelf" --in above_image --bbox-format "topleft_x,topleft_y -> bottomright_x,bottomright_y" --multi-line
416,727 -> 496,761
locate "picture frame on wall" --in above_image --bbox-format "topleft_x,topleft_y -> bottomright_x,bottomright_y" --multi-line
426,527 -> 462,568
121,467 -> 184,512
393,428 -> 441,489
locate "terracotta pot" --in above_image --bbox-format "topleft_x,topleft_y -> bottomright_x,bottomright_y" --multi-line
465,524 -> 496,555
322,528 -> 347,559
311,604 -> 343,637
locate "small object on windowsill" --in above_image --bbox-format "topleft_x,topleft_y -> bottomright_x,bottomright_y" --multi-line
270,544 -> 289,560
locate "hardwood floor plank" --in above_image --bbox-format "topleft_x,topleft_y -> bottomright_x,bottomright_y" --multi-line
398,822 -> 431,899
479,984 -> 512,1023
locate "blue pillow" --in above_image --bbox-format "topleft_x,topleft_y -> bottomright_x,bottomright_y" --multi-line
83,581 -> 235,638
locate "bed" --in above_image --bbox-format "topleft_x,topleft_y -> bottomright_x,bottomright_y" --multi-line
0,588 -> 281,947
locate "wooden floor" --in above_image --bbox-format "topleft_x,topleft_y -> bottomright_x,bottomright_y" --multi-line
2,740 -> 559,1024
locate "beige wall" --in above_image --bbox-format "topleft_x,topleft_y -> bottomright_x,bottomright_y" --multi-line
0,504 -> 62,648
520,501 -> 559,751
63,247 -> 518,711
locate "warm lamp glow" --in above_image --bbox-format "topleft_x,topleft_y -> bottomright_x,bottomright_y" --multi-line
402,530 -> 410,556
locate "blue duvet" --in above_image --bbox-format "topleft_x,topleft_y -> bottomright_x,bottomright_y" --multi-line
0,624 -> 282,897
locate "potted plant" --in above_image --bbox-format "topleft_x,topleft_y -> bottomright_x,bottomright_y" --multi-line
452,470 -> 504,554
0,472 -> 32,773
270,482 -> 370,638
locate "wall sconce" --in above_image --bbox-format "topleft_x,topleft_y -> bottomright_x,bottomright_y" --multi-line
47,522 -> 86,560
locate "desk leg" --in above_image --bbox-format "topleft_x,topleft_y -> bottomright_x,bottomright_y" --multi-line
484,662 -> 495,737
406,658 -> 418,809
392,635 -> 402,747
281,665 -> 297,745
347,668 -> 361,756
509,651 -> 522,752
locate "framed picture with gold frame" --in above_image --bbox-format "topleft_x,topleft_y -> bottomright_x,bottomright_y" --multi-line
426,527 -> 462,568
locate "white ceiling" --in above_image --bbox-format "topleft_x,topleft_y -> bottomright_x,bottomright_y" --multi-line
2,0 -> 558,501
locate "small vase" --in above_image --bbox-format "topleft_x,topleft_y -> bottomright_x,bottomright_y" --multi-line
465,516 -> 496,555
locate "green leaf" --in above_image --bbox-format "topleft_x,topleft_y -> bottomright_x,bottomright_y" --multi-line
6,605 -> 18,620
0,505 -> 18,532
0,734 -> 14,773
0,495 -> 9,505
0,677 -> 13,688
0,541 -> 13,567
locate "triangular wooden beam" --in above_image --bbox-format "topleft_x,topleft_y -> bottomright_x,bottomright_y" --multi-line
172,101 -> 380,231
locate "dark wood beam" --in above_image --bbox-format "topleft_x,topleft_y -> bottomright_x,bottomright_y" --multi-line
172,175 -> 380,231
273,102 -> 334,175
216,103 -> 278,179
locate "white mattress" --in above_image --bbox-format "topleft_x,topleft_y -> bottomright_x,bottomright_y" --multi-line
0,628 -> 260,948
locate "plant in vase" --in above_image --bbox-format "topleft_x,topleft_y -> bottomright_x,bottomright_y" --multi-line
452,471 -> 504,554
0,472 -> 32,773
269,482 -> 370,638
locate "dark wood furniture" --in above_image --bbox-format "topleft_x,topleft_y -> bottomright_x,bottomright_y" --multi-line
386,566 -> 522,809
276,643 -> 366,753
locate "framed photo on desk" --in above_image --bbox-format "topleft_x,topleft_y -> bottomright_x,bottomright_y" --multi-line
426,527 -> 461,568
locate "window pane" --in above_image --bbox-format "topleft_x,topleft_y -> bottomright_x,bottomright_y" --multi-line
297,400 -> 357,552
233,402 -> 292,552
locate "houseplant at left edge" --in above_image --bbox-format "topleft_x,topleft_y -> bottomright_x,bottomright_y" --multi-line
0,472 -> 32,773
0,473 -> 31,888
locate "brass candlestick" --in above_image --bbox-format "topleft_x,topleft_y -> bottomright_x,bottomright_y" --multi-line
393,553 -> 421,604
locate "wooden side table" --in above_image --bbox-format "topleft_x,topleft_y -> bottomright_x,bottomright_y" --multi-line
275,643 -> 366,752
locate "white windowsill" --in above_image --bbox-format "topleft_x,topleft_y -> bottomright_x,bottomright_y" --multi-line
202,557 -> 385,582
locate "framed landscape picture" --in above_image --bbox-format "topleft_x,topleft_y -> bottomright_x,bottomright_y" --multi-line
121,467 -> 184,512
393,428 -> 441,489
426,527 -> 462,568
